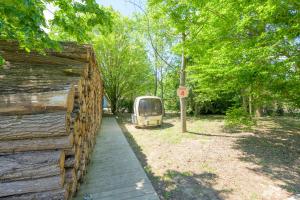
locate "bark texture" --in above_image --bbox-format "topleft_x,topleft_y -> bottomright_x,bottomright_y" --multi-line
0,151 -> 64,182
0,40 -> 103,199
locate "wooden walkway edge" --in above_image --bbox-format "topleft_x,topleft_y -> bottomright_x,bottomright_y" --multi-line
74,117 -> 159,200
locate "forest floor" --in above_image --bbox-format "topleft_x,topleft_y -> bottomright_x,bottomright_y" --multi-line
117,113 -> 300,200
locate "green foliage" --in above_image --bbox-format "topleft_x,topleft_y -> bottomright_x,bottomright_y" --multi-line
163,69 -> 180,111
0,0 -> 54,51
49,1 -> 111,43
93,13 -> 154,114
225,107 -> 256,129
187,0 -> 300,111
0,56 -> 4,65
0,0 -> 111,52
1,0 -> 299,118
149,0 -> 300,116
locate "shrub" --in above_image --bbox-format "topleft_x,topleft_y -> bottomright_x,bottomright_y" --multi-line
225,107 -> 256,129
0,57 -> 4,69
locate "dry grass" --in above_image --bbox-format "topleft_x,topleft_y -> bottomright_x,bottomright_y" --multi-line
117,114 -> 300,200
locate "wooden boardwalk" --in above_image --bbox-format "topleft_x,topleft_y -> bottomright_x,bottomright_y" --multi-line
74,117 -> 159,200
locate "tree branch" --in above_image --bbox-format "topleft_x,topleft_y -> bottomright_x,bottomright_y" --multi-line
126,0 -> 177,70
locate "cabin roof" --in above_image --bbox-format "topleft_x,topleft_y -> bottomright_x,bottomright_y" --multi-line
135,96 -> 162,101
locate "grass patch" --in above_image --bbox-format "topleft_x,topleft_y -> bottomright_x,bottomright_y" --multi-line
117,113 -> 300,199
200,163 -> 217,174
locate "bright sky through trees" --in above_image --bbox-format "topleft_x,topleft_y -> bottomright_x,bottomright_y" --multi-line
1,0 -> 299,126
96,0 -> 144,17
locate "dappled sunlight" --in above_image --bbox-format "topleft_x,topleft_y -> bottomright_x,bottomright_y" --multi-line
2,0 -> 299,199
118,114 -> 299,199
234,117 -> 300,194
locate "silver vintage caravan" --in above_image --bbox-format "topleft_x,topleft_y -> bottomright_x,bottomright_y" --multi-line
132,96 -> 163,127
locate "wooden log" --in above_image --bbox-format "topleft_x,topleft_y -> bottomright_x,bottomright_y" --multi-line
74,147 -> 81,170
0,50 -> 86,66
0,112 -> 68,140
64,156 -> 75,168
0,64 -> 82,95
0,91 -> 70,115
0,40 -> 104,199
66,85 -> 75,114
0,135 -> 73,153
50,45 -> 92,62
64,169 -> 76,185
0,176 -> 63,197
64,146 -> 76,156
70,178 -> 78,197
0,151 -> 64,182
0,40 -> 92,63
64,183 -> 71,199
64,168 -> 77,198
0,189 -> 68,200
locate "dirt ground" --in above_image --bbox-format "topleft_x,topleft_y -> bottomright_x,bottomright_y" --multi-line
117,114 -> 300,200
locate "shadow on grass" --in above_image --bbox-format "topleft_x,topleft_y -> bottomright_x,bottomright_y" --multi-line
117,112 -> 174,130
117,118 -> 229,200
187,131 -> 247,139
163,113 -> 225,121
234,117 -> 300,194
136,122 -> 174,130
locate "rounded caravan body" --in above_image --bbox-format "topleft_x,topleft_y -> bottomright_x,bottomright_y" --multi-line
132,96 -> 163,127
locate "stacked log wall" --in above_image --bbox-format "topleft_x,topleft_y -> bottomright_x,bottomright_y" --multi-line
0,41 -> 103,199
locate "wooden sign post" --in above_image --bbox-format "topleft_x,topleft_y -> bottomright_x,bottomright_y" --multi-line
177,86 -> 188,133
177,86 -> 189,98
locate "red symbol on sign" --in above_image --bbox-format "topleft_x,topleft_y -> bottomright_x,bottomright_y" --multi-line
177,87 -> 189,98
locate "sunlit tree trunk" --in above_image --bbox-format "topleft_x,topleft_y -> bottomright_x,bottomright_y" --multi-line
154,53 -> 158,96
241,89 -> 247,111
249,95 -> 252,116
180,32 -> 187,133
160,65 -> 165,116
160,66 -> 164,99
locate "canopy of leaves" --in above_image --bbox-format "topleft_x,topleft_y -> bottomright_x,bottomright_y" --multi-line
149,0 -> 300,115
0,0 -> 111,52
187,0 -> 300,108
93,13 -> 154,114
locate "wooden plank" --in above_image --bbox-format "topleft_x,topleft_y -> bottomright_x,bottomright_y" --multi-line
74,118 -> 159,200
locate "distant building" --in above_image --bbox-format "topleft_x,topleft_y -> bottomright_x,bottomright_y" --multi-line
102,95 -> 111,113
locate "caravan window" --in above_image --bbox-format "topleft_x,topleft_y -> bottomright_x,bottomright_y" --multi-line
139,98 -> 162,116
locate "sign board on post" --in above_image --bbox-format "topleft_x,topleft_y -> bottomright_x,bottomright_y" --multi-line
177,86 -> 189,98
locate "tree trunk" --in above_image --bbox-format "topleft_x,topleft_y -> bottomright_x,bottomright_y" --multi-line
160,66 -> 165,115
180,32 -> 187,133
111,99 -> 117,114
255,107 -> 262,117
249,94 -> 252,116
241,89 -> 247,111
154,53 -> 158,96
